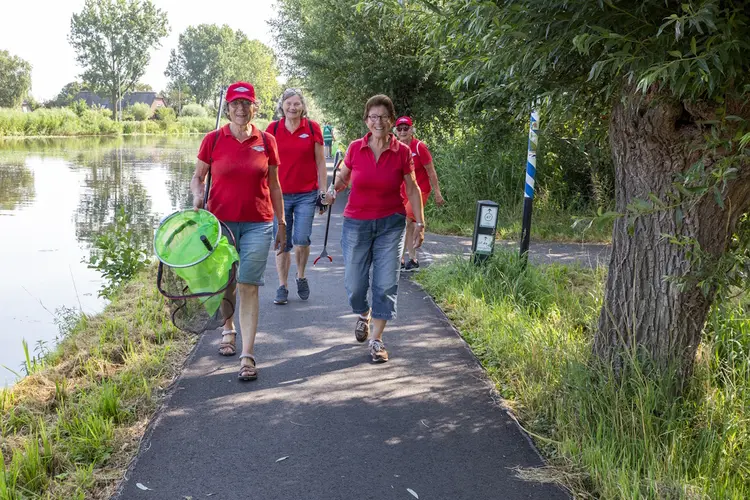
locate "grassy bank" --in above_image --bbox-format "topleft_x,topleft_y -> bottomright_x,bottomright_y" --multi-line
425,131 -> 613,243
416,252 -> 749,498
0,108 -> 243,137
0,266 -> 193,499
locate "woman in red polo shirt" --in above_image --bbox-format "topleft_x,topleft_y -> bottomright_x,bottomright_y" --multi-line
266,89 -> 328,305
191,81 -> 286,382
394,116 -> 445,272
324,94 -> 425,363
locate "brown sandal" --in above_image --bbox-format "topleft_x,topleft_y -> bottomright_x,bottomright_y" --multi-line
238,354 -> 257,381
218,330 -> 236,356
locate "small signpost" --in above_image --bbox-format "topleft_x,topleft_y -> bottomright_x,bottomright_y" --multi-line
471,200 -> 499,264
520,109 -> 539,266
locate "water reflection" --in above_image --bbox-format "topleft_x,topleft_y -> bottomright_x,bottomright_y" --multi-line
0,135 -> 202,385
0,161 -> 35,210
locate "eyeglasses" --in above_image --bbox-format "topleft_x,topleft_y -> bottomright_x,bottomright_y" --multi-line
367,114 -> 391,122
229,100 -> 252,108
396,126 -> 411,132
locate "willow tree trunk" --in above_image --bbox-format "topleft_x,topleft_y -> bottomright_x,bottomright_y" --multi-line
593,91 -> 750,380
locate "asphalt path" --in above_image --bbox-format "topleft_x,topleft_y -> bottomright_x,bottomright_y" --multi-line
115,162 -> 582,499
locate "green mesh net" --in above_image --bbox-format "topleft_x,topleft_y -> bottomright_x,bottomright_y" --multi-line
154,210 -> 239,333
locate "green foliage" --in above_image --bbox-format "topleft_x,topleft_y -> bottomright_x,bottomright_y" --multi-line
0,50 -> 32,108
271,0 -> 454,138
69,99 -> 89,118
418,253 -> 750,498
69,0 -> 169,121
128,102 -> 152,121
154,106 -> 176,122
165,24 -> 280,117
180,103 -> 206,117
88,207 -> 150,298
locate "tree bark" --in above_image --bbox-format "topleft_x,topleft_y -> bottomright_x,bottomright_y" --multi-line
593,90 -> 750,380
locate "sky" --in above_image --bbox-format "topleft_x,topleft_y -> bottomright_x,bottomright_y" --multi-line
0,0 -> 279,101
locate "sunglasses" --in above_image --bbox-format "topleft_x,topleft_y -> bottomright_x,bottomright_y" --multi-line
396,126 -> 411,132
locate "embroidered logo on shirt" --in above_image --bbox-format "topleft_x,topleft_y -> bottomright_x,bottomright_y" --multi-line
412,152 -> 417,156
299,134 -> 310,139
252,146 -> 265,152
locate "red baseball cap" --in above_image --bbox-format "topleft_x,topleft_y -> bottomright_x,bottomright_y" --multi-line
226,82 -> 256,103
395,116 -> 413,127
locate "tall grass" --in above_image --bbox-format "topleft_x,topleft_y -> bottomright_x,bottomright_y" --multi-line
416,251 -> 750,498
0,108 -> 217,137
426,130 -> 612,242
0,266 -> 193,499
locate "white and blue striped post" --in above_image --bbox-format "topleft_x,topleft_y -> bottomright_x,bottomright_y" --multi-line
520,109 -> 539,264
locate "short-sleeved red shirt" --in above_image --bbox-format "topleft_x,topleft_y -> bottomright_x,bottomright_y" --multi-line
343,133 -> 414,220
266,117 -> 324,194
197,124 -> 280,223
400,138 -> 433,201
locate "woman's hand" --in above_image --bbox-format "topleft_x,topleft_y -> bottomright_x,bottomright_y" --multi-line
193,195 -> 204,211
275,222 -> 287,255
434,192 -> 446,207
413,222 -> 425,249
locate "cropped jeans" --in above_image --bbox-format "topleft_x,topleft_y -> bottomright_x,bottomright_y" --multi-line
341,213 -> 406,320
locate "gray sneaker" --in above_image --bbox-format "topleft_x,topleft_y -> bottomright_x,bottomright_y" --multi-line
296,277 -> 310,300
274,285 -> 288,305
368,339 -> 389,363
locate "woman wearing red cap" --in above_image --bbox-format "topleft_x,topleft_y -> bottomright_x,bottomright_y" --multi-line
191,81 -> 286,381
394,116 -> 445,271
266,88 -> 328,305
324,94 -> 425,363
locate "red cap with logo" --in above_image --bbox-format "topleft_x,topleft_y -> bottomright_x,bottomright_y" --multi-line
395,116 -> 413,127
225,82 -> 256,103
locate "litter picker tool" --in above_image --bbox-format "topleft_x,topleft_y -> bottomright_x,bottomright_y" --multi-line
314,151 -> 343,265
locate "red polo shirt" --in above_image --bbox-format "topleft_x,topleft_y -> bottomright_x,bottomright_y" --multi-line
400,138 -> 433,201
197,124 -> 280,223
266,118 -> 323,194
343,133 -> 414,220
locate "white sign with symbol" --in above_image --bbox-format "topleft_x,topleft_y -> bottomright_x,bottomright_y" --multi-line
476,234 -> 494,253
479,206 -> 498,229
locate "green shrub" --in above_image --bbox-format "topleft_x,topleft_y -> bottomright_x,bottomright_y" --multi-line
129,103 -> 152,121
69,99 -> 88,118
180,103 -> 207,117
154,107 -> 176,122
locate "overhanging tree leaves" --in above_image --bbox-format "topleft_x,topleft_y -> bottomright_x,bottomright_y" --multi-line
412,0 -> 750,379
69,0 -> 169,120
165,25 -> 280,118
0,50 -> 32,108
271,0 -> 454,138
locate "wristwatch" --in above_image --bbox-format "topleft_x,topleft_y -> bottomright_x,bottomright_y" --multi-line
415,222 -> 425,228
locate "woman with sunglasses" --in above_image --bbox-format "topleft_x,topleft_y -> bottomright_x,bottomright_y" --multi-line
394,116 -> 445,272
323,95 -> 425,363
266,89 -> 328,305
191,81 -> 286,381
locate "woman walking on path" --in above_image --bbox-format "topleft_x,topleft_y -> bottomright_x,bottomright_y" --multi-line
191,81 -> 286,381
394,116 -> 445,272
266,89 -> 328,305
324,95 -> 425,363
323,122 -> 335,158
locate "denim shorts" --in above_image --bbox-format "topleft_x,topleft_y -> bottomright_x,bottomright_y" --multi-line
222,221 -> 273,285
341,213 -> 406,320
273,190 -> 317,253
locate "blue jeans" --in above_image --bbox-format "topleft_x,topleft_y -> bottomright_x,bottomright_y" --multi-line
222,221 -> 273,285
273,190 -> 317,253
341,214 -> 406,320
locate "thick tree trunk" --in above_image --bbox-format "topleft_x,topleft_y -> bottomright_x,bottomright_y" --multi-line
593,91 -> 750,380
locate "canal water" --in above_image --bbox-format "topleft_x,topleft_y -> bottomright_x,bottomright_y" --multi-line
0,135 -> 202,386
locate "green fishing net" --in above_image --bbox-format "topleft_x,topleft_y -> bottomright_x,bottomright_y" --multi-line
155,209 -> 239,333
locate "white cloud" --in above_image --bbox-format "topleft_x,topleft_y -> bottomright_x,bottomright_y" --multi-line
0,0 -> 278,101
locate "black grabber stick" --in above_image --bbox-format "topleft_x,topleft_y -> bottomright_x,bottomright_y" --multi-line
314,152 -> 343,265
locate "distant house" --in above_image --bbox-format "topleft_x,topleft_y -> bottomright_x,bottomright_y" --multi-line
73,91 -> 166,112
20,101 -> 32,113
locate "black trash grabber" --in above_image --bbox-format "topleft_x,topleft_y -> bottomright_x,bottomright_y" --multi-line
314,152 -> 343,265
